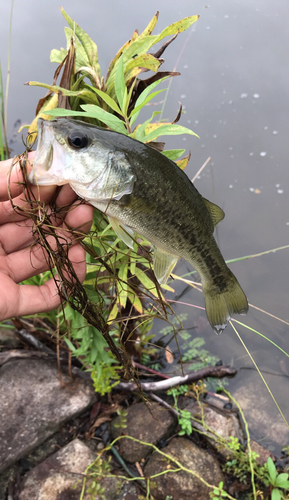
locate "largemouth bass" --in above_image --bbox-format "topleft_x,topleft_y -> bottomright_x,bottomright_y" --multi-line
29,118 -> 248,333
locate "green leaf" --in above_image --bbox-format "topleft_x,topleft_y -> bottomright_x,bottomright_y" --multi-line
129,76 -> 171,126
45,105 -> 128,134
117,262 -> 128,309
124,35 -> 158,62
132,76 -> 171,113
26,82 -> 81,95
64,27 -> 90,70
275,480 -> 289,489
132,111 -> 161,142
272,488 -> 282,500
79,103 -> 128,133
129,88 -> 165,123
267,457 -> 278,484
134,267 -> 159,298
154,15 -> 199,44
275,474 -> 289,489
50,47 -> 67,64
115,54 -> 127,114
90,87 -> 122,115
162,149 -> 186,161
60,7 -> 100,72
275,473 -> 289,484
143,123 -> 199,143
64,337 -> 77,353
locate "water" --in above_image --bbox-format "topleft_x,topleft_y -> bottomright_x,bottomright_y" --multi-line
1,1 -> 288,452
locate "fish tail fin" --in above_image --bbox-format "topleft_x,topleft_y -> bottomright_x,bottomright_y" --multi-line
202,270 -> 248,334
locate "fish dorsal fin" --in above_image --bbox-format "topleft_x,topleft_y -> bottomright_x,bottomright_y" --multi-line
108,216 -> 134,249
203,198 -> 225,226
153,248 -> 179,285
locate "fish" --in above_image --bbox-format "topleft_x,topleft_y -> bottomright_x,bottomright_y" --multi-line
29,117 -> 248,333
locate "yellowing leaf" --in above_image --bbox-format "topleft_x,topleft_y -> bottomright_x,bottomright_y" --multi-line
154,15 -> 199,44
175,153 -> 191,170
140,12 -> 159,37
126,285 -> 143,314
27,93 -> 58,144
107,303 -> 119,324
143,122 -> 199,143
125,54 -> 161,74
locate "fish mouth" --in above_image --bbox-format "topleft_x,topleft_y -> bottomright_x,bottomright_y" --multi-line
28,119 -> 64,186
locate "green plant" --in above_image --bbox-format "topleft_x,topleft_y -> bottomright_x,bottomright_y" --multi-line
167,384 -> 193,436
223,449 -> 261,485
263,457 -> 289,500
18,9 -> 203,393
113,408 -> 128,429
209,481 -> 229,499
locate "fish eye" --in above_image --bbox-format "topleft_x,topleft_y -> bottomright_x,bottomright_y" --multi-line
67,131 -> 89,149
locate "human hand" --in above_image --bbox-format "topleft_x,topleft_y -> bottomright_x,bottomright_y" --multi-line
0,152 -> 94,321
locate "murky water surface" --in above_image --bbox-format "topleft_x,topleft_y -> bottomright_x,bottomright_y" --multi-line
1,1 -> 288,452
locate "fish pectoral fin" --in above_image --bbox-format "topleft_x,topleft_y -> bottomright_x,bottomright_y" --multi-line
108,216 -> 134,249
153,248 -> 179,285
203,198 -> 225,226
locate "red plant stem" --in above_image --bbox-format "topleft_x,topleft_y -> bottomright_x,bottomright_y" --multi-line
132,361 -> 170,379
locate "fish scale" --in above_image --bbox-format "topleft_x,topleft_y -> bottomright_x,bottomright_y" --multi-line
29,118 -> 248,333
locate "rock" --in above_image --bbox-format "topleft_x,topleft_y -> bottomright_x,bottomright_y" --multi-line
184,397 -> 244,458
249,440 -> 274,466
111,401 -> 176,463
115,481 -> 141,499
232,372 -> 289,450
0,327 -> 21,348
0,465 -> 20,500
0,359 -> 96,472
19,438 -> 119,500
144,437 -> 225,500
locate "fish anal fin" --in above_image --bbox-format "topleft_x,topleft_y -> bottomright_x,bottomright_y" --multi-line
203,198 -> 225,226
108,216 -> 134,249
153,248 -> 178,285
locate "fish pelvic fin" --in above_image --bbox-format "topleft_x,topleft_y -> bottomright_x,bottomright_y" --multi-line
153,248 -> 179,285
203,270 -> 248,334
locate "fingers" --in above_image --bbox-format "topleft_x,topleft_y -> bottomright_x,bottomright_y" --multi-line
0,152 -> 81,226
4,203 -> 93,282
0,152 -> 35,201
0,245 -> 88,321
0,200 -> 93,255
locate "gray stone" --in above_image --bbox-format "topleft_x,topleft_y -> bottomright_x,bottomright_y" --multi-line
144,436 -> 225,500
0,359 -> 96,472
19,438 -> 119,500
111,401 -> 176,463
184,397 -> 244,458
115,481 -> 141,499
232,372 -> 289,449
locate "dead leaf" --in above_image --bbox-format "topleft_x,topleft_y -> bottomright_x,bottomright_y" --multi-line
165,346 -> 174,364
